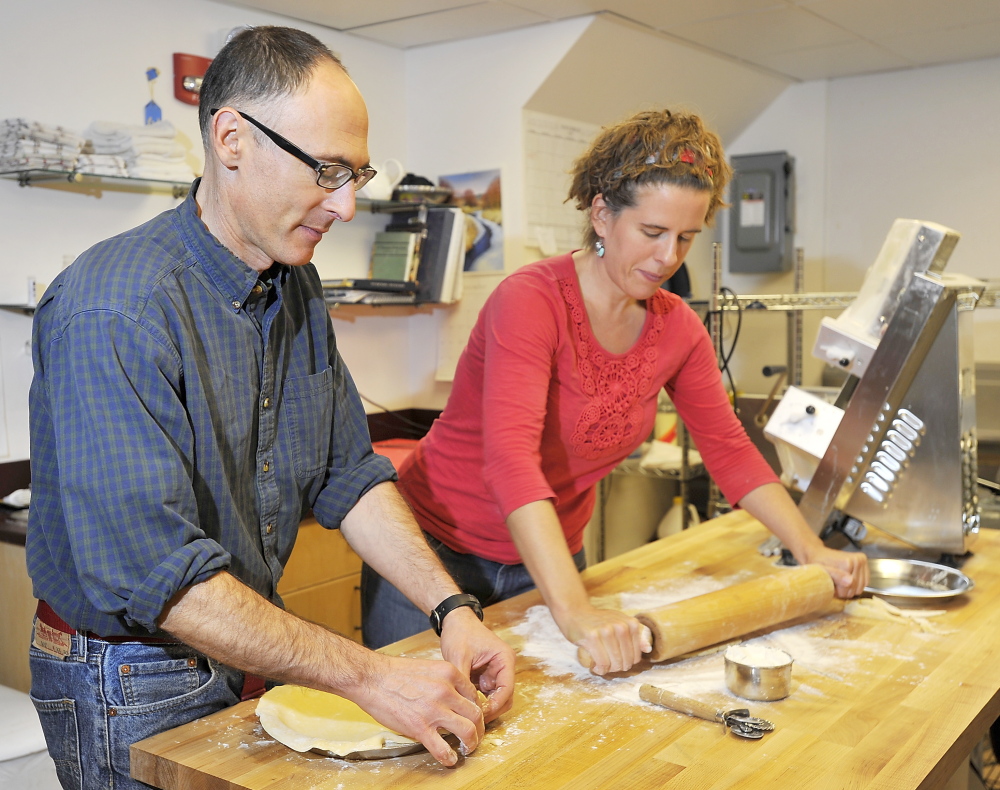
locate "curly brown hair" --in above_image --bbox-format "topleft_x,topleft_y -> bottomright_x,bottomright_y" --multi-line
567,109 -> 732,251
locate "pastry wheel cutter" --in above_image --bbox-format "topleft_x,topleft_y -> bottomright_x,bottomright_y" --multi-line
639,684 -> 774,739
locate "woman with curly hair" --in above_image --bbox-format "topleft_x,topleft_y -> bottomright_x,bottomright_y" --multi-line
362,109 -> 868,673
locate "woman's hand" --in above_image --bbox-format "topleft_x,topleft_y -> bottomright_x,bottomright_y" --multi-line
738,483 -> 870,599
503,501 -> 650,674
554,604 -> 652,675
801,543 -> 869,599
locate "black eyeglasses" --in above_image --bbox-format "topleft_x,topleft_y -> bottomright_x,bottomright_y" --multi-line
211,108 -> 377,191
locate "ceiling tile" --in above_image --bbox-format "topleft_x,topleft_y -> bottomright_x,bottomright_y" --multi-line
222,0 -> 480,30
349,2 -> 552,47
502,0 -> 789,28
495,0 -> 607,20
797,0 -> 1000,41
752,40 -> 913,81
671,4 -> 855,62
877,20 -> 1000,67
221,0 -> 1000,80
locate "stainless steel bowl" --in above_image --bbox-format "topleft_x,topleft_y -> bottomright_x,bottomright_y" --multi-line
724,646 -> 793,701
864,558 -> 973,602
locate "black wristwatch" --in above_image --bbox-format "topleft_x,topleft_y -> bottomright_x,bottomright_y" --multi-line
429,593 -> 483,636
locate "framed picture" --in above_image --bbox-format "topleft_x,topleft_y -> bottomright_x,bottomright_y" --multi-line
439,168 -> 503,272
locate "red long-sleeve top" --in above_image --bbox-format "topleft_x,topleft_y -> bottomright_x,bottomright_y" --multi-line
397,253 -> 778,564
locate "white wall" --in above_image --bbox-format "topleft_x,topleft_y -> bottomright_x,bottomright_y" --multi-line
724,81 -> 831,392
724,57 -> 1000,395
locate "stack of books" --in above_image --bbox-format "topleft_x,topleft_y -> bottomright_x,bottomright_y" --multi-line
415,207 -> 466,304
369,230 -> 419,282
321,278 -> 418,305
324,207 -> 466,306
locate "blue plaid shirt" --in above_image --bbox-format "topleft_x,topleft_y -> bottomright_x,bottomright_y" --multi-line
27,181 -> 395,637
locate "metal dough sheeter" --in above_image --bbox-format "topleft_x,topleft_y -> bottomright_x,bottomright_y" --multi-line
763,219 -> 986,556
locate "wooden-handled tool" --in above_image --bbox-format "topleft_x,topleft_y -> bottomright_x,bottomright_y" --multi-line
639,684 -> 774,739
578,564 -> 836,668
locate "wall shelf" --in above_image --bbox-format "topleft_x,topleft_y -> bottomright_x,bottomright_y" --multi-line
1,168 -> 193,198
2,169 -> 452,215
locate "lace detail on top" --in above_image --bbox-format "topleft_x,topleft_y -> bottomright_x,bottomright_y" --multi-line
559,279 -> 667,460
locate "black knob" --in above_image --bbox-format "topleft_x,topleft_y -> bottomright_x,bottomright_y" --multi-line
806,405 -> 816,415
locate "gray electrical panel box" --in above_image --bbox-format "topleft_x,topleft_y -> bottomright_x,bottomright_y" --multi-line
729,151 -> 795,274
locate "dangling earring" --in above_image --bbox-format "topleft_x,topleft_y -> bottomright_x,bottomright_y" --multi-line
595,238 -> 605,258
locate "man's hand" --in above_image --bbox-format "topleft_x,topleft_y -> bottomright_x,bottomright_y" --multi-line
438,607 -> 516,722
350,651 -> 487,767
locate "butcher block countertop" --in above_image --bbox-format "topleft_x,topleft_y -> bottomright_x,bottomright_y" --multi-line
131,512 -> 1000,789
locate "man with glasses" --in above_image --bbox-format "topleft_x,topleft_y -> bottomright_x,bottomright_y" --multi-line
26,25 -> 514,789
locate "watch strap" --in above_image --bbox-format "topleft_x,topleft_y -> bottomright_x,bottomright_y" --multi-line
429,593 -> 483,636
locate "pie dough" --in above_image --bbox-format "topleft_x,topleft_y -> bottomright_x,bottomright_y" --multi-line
256,685 -> 418,755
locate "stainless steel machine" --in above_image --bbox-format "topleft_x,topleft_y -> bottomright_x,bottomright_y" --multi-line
764,219 -> 987,556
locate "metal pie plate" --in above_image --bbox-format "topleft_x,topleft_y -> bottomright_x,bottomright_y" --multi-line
311,741 -> 427,760
310,732 -> 460,761
864,558 -> 973,602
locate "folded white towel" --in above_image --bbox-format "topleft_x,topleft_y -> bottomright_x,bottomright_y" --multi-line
85,119 -> 177,141
0,139 -> 81,158
0,117 -> 84,148
0,154 -> 78,171
130,137 -> 186,158
128,151 -> 196,180
76,153 -> 129,176
84,119 -> 189,167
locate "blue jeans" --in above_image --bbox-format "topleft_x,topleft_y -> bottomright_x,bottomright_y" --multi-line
29,620 -> 244,790
361,533 -> 587,649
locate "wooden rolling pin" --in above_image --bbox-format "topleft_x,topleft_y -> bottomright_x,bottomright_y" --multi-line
578,564 -> 836,668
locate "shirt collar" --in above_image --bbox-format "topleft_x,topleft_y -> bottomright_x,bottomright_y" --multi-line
175,179 -> 287,313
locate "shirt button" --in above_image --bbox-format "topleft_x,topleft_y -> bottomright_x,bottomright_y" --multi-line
266,523 -> 274,534
262,397 -> 270,409
121,665 -> 131,674
252,284 -> 263,295
231,300 -> 241,310
262,461 -> 269,472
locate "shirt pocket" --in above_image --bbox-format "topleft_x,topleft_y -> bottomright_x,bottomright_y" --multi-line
282,366 -> 335,479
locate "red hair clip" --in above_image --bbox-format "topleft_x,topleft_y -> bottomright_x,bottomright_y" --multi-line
679,148 -> 697,164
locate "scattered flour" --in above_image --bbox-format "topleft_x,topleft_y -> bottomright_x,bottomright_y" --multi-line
507,603 -> 732,707
505,581 -> 938,711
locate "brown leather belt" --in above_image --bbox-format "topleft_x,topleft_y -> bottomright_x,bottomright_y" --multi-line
36,601 -> 266,701
36,600 -> 174,644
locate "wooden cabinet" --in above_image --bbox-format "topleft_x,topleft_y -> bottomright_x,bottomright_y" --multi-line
277,518 -> 364,643
0,540 -> 35,693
